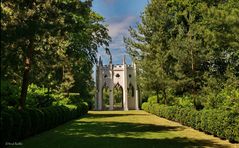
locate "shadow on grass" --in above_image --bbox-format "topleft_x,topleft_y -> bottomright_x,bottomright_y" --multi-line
51,121 -> 228,148
84,112 -> 150,119
47,136 -> 230,148
58,121 -> 185,137
22,113 -> 231,148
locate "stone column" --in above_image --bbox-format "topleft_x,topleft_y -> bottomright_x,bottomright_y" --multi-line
109,89 -> 113,110
109,82 -> 114,110
98,67 -> 103,110
95,65 -> 98,110
98,88 -> 102,110
123,56 -> 128,111
135,89 -> 139,110
109,65 -> 114,110
96,57 -> 103,110
123,88 -> 128,110
133,62 -> 139,110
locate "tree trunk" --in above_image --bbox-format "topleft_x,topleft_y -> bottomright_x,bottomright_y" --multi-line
156,88 -> 159,103
163,89 -> 167,105
19,40 -> 33,110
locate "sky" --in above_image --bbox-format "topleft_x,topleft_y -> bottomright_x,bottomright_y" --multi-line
92,0 -> 148,65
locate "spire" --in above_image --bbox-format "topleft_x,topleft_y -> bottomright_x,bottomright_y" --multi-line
123,55 -> 126,65
99,56 -> 103,66
105,48 -> 112,65
133,61 -> 136,69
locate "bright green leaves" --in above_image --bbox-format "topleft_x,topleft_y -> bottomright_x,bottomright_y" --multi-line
125,0 -> 239,108
1,0 -> 110,108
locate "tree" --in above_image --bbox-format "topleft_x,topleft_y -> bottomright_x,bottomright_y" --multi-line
1,0 -> 110,110
125,0 -> 239,107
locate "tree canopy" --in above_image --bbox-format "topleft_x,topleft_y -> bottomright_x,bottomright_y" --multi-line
1,0 -> 111,109
125,0 -> 239,109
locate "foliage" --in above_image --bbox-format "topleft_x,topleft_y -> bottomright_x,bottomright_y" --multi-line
0,103 -> 88,147
148,96 -> 158,104
26,84 -> 90,110
1,0 -> 111,109
125,0 -> 239,109
174,96 -> 194,108
26,84 -> 54,108
142,102 -> 239,143
0,80 -> 19,108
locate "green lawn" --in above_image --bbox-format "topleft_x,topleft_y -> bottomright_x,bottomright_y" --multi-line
21,110 -> 238,148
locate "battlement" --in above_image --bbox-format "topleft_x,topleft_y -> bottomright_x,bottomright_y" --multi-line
114,64 -> 123,68
101,64 -> 134,69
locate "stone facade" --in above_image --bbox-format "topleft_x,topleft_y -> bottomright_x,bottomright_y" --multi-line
95,56 -> 139,110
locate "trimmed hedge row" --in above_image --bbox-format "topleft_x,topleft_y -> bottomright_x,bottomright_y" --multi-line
0,103 -> 88,147
142,102 -> 239,143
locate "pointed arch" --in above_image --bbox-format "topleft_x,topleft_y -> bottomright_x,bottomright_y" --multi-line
113,83 -> 123,110
128,83 -> 134,97
102,82 -> 110,110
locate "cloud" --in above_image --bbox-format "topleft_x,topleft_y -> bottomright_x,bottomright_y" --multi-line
108,16 -> 136,39
96,16 -> 137,65
107,16 -> 137,52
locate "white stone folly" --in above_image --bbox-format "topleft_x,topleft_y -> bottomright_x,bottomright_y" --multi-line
95,56 -> 139,111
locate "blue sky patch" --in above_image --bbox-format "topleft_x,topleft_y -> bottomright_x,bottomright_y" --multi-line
92,0 -> 148,65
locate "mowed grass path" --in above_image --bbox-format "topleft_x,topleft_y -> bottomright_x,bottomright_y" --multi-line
22,110 -> 238,148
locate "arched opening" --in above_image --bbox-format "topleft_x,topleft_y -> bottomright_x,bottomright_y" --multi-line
113,83 -> 123,110
102,84 -> 109,110
128,83 -> 134,97
128,83 -> 135,109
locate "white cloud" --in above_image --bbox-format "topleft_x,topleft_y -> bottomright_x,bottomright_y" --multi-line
106,16 -> 137,56
108,16 -> 136,39
97,16 -> 137,65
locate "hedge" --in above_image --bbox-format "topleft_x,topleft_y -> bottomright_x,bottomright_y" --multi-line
0,103 -> 88,147
142,102 -> 239,143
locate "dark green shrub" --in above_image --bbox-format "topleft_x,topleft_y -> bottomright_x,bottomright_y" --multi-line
195,111 -> 202,130
1,80 -> 19,108
5,109 -> 22,141
47,107 -> 57,127
234,117 -> 239,142
81,102 -> 89,115
18,110 -> 32,139
224,112 -> 239,142
142,103 -> 239,143
25,108 -> 41,135
41,108 -> 51,130
53,106 -> 61,124
34,109 -> 45,133
0,111 -> 13,146
0,103 -> 88,146
54,106 -> 64,124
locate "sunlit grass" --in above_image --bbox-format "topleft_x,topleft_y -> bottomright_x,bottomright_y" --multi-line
21,110 -> 238,148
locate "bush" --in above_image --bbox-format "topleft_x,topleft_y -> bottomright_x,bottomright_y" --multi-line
0,80 -> 19,108
141,102 -> 149,112
0,102 -> 88,147
18,110 -> 32,138
0,111 -> 13,147
4,109 -> 23,141
148,96 -> 158,104
142,103 -> 239,143
26,84 -> 54,108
